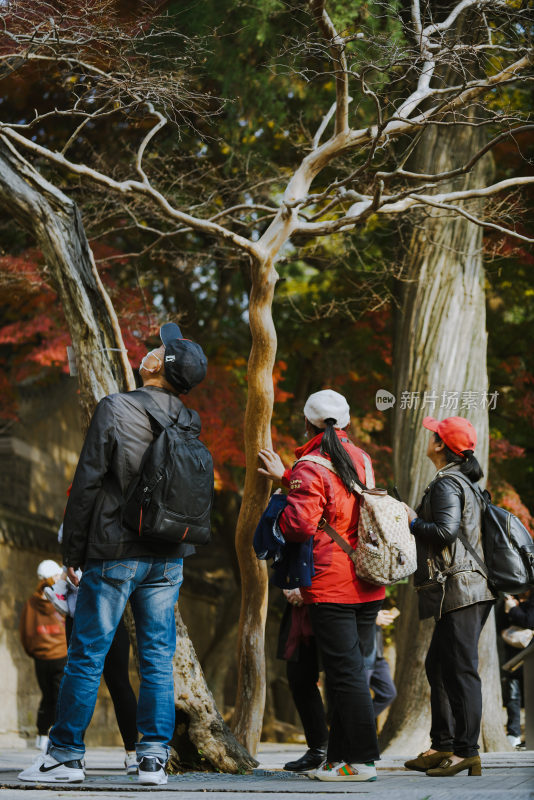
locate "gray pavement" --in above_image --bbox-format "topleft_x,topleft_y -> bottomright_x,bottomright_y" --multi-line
0,744 -> 533,799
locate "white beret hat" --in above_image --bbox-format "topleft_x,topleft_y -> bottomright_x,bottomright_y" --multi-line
303,389 -> 350,430
37,559 -> 62,580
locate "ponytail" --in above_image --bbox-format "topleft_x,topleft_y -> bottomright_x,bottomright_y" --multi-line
318,418 -> 362,494
434,433 -> 484,482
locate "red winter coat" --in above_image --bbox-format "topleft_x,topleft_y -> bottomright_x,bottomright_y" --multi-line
279,431 -> 385,605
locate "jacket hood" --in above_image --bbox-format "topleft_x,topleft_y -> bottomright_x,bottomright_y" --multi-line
30,579 -> 56,613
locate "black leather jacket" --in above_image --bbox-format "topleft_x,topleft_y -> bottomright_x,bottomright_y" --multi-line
62,386 -> 196,568
412,464 -> 494,619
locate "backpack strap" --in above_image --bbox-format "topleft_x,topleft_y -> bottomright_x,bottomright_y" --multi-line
296,454 -> 366,560
362,452 -> 375,489
434,472 -> 490,580
126,389 -> 177,430
317,517 -> 357,560
297,452 -> 376,496
298,454 -> 339,474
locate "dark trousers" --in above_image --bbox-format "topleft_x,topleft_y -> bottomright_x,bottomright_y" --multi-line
309,600 -> 382,764
504,674 -> 522,738
426,600 -> 493,758
370,656 -> 397,717
66,615 -> 137,751
286,641 -> 329,750
34,657 -> 67,735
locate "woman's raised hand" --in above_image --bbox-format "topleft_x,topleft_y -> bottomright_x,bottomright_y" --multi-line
258,448 -> 286,482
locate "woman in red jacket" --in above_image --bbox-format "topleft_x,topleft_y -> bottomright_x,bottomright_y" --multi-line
258,390 -> 384,782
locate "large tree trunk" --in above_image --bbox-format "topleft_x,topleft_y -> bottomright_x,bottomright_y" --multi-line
231,256 -> 278,753
0,137 -> 135,422
170,610 -> 257,772
0,136 -> 256,772
380,118 -> 507,753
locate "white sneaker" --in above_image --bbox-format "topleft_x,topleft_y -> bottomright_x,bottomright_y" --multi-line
125,751 -> 138,775
18,753 -> 85,783
308,760 -> 341,779
44,584 -> 69,616
138,756 -> 167,785
315,761 -> 377,781
507,734 -> 522,749
34,734 -> 49,752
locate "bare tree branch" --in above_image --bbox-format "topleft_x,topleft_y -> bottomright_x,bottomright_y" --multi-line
310,0 -> 349,135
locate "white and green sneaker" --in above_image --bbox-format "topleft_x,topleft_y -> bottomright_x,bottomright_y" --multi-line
315,761 -> 377,781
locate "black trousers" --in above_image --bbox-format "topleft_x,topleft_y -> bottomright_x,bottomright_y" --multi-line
66,615 -> 137,751
309,600 -> 382,765
34,657 -> 67,735
286,640 -> 329,750
426,600 -> 493,758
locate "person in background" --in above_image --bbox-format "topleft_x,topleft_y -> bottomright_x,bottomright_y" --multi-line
501,590 -> 534,748
20,560 -> 67,753
259,389 -> 384,783
370,609 -> 398,721
278,588 -> 329,774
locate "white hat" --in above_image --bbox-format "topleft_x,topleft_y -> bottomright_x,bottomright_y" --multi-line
303,390 -> 350,430
37,560 -> 62,580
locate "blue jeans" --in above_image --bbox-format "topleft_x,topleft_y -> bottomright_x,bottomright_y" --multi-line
48,557 -> 183,764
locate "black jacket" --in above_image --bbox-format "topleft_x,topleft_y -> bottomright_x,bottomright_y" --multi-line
508,595 -> 534,629
62,386 -> 196,568
412,464 -> 494,619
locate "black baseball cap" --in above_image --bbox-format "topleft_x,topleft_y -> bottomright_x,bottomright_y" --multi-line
159,323 -> 207,394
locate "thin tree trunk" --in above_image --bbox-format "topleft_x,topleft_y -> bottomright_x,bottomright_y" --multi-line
380,118 -> 507,753
0,137 -> 257,772
231,256 -> 278,753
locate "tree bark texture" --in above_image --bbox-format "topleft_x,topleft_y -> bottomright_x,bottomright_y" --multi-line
170,609 -> 258,773
0,137 -> 135,420
0,136 -> 256,771
231,256 -> 278,754
381,118 -> 507,753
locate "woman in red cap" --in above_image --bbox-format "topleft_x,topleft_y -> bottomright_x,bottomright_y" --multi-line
403,416 -> 494,778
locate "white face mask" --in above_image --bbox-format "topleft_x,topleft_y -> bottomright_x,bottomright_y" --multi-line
140,350 -> 162,374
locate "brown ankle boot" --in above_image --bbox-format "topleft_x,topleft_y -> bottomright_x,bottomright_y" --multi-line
404,751 -> 453,772
426,755 -> 482,777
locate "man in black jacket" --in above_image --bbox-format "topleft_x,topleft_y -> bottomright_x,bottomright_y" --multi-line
19,323 -> 207,787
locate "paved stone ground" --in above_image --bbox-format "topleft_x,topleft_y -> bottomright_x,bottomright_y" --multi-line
1,744 -> 533,799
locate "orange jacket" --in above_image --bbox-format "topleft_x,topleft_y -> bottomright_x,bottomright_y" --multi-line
279,431 -> 385,605
19,581 -> 67,660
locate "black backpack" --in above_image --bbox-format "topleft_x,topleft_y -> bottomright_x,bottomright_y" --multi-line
122,390 -> 214,545
447,472 -> 534,595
